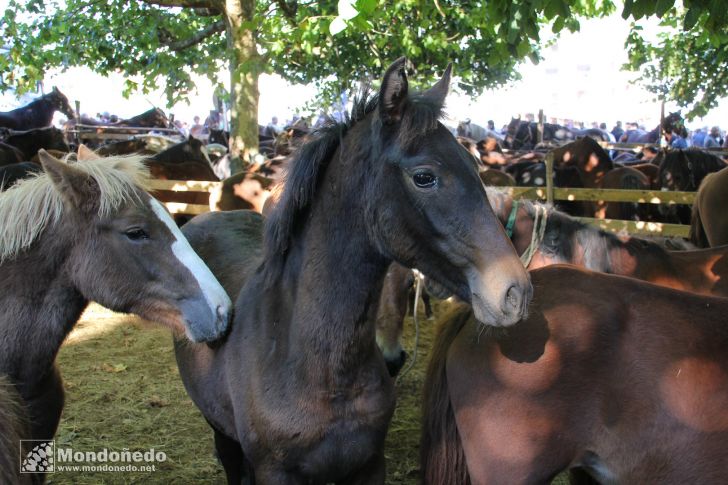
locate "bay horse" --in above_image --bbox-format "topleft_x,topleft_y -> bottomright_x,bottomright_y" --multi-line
486,188 -> 728,297
657,149 -> 727,224
691,166 -> 728,247
375,189 -> 728,374
0,149 -> 231,456
422,265 -> 728,484
0,87 -> 75,130
174,58 -> 531,484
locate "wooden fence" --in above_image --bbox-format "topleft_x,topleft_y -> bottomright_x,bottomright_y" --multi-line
152,178 -> 696,238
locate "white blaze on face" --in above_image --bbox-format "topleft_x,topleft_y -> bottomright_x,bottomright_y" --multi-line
149,199 -> 232,321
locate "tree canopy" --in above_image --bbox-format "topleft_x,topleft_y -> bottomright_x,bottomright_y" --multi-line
624,3 -> 728,119
1,0 -> 618,104
2,0 -> 727,160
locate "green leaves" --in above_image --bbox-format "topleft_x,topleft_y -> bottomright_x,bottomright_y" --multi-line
625,8 -> 728,119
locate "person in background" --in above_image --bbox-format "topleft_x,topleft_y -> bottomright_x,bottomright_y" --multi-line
487,119 -> 495,132
189,116 -> 204,138
266,116 -> 282,137
600,122 -> 616,142
666,130 -> 688,149
704,126 -> 723,148
641,146 -> 658,162
691,127 -> 707,147
174,119 -> 188,137
611,121 -> 624,142
204,110 -> 222,133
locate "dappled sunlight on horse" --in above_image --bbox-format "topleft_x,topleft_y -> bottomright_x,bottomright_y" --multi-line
422,266 -> 728,484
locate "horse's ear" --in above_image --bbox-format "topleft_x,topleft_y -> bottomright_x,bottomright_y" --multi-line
423,63 -> 452,107
52,86 -> 59,93
379,57 -> 409,124
39,149 -> 99,213
77,144 -> 100,161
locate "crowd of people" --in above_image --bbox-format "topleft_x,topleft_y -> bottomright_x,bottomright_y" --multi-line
78,106 -> 728,151
484,113 -> 726,149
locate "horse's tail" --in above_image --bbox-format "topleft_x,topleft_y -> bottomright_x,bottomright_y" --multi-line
0,375 -> 29,484
421,303 -> 472,485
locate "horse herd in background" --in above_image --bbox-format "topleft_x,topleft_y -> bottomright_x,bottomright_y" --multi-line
2,61 -> 728,484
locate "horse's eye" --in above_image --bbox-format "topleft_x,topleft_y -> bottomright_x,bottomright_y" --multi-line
124,228 -> 149,241
413,171 -> 437,189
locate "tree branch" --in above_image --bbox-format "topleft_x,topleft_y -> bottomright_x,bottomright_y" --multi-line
275,0 -> 297,23
192,7 -> 222,16
163,19 -> 225,51
139,0 -> 217,9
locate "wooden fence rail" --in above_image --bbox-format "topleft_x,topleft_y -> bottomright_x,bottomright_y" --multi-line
151,179 -> 695,237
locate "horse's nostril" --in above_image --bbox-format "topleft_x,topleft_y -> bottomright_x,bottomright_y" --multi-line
502,285 -> 523,315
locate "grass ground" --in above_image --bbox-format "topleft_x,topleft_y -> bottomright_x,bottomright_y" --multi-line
51,302 -> 569,484
50,303 -> 437,484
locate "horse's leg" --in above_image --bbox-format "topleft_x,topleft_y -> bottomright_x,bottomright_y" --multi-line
26,366 -> 65,441
422,291 -> 434,320
338,452 -> 385,485
212,427 -> 249,485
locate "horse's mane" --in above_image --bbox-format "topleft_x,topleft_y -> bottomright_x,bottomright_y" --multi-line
0,154 -> 150,262
264,87 -> 445,264
484,187 -> 629,271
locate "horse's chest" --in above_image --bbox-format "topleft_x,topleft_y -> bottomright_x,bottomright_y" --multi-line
243,372 -> 395,478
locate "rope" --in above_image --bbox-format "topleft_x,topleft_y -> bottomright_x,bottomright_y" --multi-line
504,200 -> 519,239
520,205 -> 549,267
397,269 -> 423,382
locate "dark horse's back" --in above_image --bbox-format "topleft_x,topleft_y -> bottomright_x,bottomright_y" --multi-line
180,210 -> 264,299
423,265 -> 728,484
174,210 -> 265,438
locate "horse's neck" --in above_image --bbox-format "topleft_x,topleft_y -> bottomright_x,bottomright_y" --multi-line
264,159 -> 388,377
0,241 -> 86,394
486,191 -> 535,258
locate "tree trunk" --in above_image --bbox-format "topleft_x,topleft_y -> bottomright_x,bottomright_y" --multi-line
223,0 -> 260,173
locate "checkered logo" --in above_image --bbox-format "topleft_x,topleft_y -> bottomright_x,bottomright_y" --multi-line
20,440 -> 55,473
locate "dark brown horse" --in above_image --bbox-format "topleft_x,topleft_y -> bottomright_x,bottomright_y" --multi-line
422,265 -> 728,484
0,127 -> 69,162
0,88 -> 75,130
658,149 -> 728,224
691,166 -> 728,247
115,107 -> 171,128
174,59 -> 531,484
146,137 -> 218,223
0,162 -> 42,190
213,171 -> 275,213
0,149 -> 231,459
